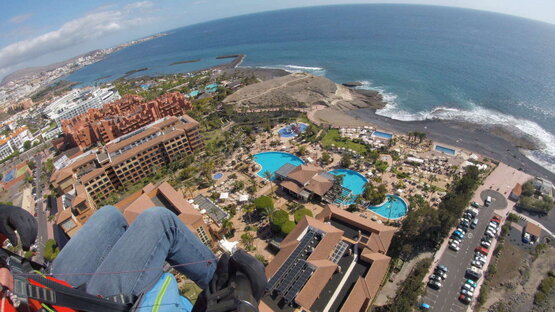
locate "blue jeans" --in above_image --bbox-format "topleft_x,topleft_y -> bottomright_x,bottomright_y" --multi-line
51,206 -> 216,297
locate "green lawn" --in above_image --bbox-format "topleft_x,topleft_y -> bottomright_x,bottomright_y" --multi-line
321,129 -> 367,153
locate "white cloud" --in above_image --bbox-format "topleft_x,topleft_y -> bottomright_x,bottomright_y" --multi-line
125,1 -> 154,10
8,13 -> 33,24
0,6 -> 152,72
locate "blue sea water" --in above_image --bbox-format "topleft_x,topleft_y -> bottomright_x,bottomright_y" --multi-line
66,4 -> 555,172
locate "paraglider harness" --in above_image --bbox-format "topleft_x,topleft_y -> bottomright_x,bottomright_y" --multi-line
0,248 -> 262,312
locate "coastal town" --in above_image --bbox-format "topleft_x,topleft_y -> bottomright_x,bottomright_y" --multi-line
0,58 -> 553,312
0,33 -> 166,110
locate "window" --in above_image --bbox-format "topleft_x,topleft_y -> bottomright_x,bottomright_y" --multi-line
196,227 -> 210,245
61,219 -> 77,232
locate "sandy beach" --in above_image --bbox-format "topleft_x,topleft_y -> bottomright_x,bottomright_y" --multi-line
314,107 -> 555,182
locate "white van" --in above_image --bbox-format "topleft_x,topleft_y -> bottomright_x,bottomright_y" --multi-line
484,196 -> 492,207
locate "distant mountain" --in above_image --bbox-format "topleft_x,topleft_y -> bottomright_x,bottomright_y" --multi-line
0,50 -> 102,86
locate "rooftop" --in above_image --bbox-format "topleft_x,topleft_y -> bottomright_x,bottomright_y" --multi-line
193,195 -> 229,225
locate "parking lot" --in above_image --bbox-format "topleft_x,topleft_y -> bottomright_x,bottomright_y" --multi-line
421,190 -> 506,311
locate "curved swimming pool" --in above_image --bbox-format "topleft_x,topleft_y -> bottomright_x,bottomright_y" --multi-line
253,152 -> 305,180
368,195 -> 408,219
278,123 -> 308,138
328,169 -> 368,204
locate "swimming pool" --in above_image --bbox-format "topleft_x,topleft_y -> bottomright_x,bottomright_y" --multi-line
189,90 -> 200,97
213,172 -> 224,180
372,131 -> 393,139
328,169 -> 368,204
368,195 -> 408,219
205,84 -> 219,93
435,145 -> 456,155
278,123 -> 308,138
253,152 -> 305,180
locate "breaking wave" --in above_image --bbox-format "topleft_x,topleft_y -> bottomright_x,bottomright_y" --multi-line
354,80 -> 555,174
258,64 -> 326,76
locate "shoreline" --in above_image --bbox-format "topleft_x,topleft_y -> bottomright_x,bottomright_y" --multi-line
310,105 -> 554,182
345,108 -> 555,182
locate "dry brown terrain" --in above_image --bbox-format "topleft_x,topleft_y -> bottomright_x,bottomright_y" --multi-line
223,72 -> 386,111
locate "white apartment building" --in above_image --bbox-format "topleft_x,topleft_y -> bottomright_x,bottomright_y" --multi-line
44,86 -> 121,126
0,141 -> 14,160
0,127 -> 35,160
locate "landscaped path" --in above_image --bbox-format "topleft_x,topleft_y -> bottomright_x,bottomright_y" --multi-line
374,252 -> 434,306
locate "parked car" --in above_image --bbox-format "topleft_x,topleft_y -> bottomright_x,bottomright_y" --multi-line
475,246 -> 489,255
453,230 -> 465,239
481,240 -> 491,248
429,274 -> 442,282
470,218 -> 478,229
428,280 -> 442,289
489,221 -> 499,228
465,267 -> 483,280
472,260 -> 484,268
461,288 -> 474,297
485,229 -> 496,238
467,207 -> 479,216
449,243 -> 460,252
474,253 -> 487,263
485,196 -> 492,206
523,233 -> 531,243
462,283 -> 475,292
459,294 -> 472,305
492,216 -> 501,223
434,270 -> 447,280
466,280 -> 478,288
471,202 -> 480,208
436,265 -> 449,272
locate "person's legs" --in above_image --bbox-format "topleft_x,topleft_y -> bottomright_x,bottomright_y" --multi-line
51,206 -> 128,287
86,207 -> 217,297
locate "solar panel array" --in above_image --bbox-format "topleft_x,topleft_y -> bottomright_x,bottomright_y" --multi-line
267,229 -> 319,293
283,265 -> 315,304
330,241 -> 349,263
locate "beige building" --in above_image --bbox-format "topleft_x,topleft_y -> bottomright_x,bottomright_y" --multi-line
51,115 -> 203,238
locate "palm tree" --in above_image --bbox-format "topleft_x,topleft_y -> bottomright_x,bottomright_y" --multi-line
221,219 -> 234,238
264,171 -> 275,194
243,203 -> 255,224
261,206 -> 276,222
418,132 -> 427,143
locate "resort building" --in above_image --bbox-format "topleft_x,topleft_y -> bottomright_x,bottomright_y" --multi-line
115,182 -> 214,246
275,164 -> 337,202
44,86 -> 121,126
523,222 -> 542,243
0,126 -> 35,160
263,204 -> 396,312
60,92 -> 192,150
50,115 -> 203,205
55,184 -> 97,238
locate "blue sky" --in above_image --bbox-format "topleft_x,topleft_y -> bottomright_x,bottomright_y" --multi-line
1,0 -> 554,77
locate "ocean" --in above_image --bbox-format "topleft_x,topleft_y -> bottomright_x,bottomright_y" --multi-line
66,4 -> 555,173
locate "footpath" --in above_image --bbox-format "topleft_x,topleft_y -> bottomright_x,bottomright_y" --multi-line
374,252 -> 433,306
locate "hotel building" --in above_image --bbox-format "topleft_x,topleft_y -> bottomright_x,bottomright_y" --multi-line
262,205 -> 396,312
60,92 -> 191,150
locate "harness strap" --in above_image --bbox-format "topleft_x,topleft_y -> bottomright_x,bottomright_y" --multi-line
14,275 -> 131,312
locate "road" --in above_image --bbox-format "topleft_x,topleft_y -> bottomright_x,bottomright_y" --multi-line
32,153 -> 49,264
422,190 -> 507,311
